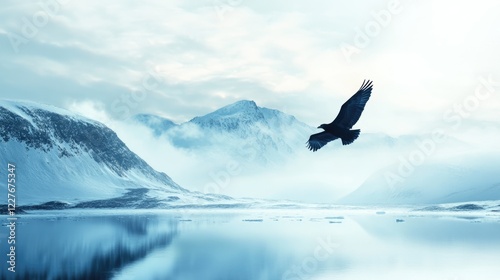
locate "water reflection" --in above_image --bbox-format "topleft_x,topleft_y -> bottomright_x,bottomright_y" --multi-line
1,213 -> 177,280
0,210 -> 499,280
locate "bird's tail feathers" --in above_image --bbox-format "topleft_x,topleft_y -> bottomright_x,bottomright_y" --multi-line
341,129 -> 360,145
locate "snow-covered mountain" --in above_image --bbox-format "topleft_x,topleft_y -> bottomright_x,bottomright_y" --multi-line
133,114 -> 178,136
0,100 -> 233,208
138,100 -> 315,163
339,152 -> 500,205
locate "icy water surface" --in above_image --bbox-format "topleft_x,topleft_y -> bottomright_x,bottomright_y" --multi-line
1,209 -> 500,280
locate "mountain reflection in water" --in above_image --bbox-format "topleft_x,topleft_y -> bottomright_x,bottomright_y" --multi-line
1,210 -> 500,280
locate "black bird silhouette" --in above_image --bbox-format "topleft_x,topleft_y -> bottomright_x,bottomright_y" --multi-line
307,80 -> 373,152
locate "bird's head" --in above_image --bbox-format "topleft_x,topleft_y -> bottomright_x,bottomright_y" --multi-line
317,124 -> 327,129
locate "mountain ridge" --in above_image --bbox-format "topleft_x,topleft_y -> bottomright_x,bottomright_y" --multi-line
339,152 -> 500,205
0,100 -> 210,207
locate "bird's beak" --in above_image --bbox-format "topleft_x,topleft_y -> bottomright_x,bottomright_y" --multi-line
317,126 -> 321,129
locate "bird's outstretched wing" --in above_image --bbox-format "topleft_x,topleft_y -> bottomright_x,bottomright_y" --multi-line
331,80 -> 372,129
306,131 -> 339,152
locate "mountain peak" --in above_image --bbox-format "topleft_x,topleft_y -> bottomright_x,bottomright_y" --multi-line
229,99 -> 257,108
189,100 -> 264,130
212,100 -> 259,115
0,100 -> 186,206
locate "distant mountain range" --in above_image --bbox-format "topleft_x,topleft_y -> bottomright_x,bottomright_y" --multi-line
132,100 -> 498,205
134,100 -> 314,163
133,100 -> 469,157
339,152 -> 500,205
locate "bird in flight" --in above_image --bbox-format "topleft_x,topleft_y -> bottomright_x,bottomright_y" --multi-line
307,80 -> 373,152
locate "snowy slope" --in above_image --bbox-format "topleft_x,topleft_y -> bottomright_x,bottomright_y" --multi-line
0,100 -> 215,207
339,152 -> 500,205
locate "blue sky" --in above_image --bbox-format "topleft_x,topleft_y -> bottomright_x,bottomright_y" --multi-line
1,0 -> 500,136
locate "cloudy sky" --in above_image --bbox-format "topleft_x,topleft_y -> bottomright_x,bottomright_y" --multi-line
1,0 -> 500,136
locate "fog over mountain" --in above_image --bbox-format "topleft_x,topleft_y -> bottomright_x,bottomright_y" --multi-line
124,99 -> 498,204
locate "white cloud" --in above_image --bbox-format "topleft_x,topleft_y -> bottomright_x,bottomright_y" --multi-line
2,0 -> 500,133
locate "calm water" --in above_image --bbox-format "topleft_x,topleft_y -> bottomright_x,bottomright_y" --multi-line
1,209 -> 500,280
